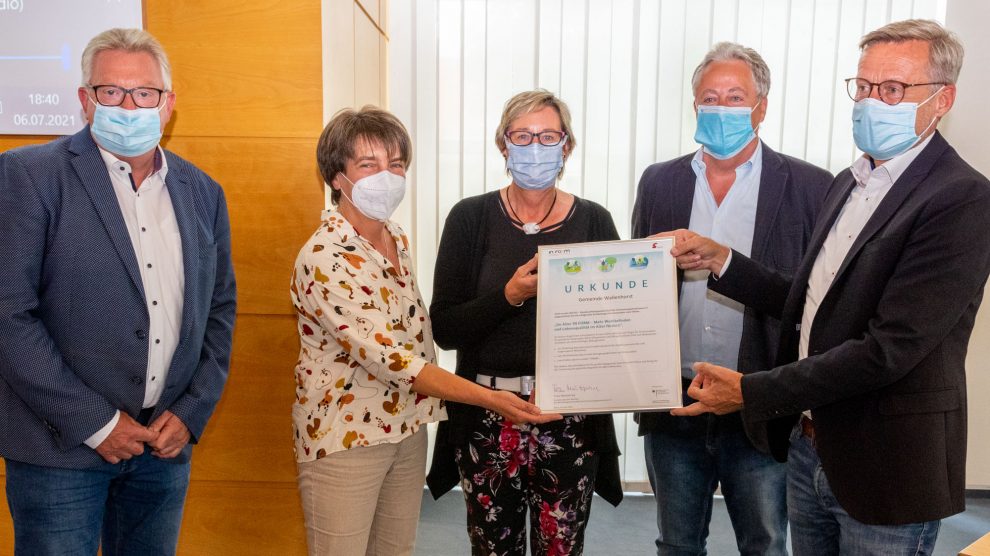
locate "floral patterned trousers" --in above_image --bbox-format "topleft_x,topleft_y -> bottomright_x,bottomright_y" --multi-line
454,406 -> 600,556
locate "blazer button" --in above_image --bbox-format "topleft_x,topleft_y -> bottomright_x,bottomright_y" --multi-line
131,376 -> 144,385
135,330 -> 148,340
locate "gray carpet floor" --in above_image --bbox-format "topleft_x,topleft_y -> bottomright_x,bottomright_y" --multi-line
416,490 -> 990,555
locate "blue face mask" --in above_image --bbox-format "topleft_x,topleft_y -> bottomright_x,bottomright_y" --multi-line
851,88 -> 941,161
694,104 -> 759,160
505,141 -> 565,190
90,102 -> 163,157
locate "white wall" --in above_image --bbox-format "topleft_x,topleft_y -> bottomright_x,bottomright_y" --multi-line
944,0 -> 990,490
387,0 -> 986,489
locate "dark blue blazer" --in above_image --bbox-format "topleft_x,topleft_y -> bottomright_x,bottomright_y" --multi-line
711,132 -> 990,524
0,127 -> 236,468
630,142 -> 832,437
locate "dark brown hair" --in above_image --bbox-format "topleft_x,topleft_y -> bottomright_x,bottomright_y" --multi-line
317,106 -> 412,204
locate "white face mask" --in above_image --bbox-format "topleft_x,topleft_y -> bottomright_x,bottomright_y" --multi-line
339,170 -> 406,221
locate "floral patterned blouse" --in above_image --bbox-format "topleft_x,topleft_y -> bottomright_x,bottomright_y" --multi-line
291,209 -> 446,462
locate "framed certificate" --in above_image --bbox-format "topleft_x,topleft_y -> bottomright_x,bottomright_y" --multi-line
535,238 -> 682,413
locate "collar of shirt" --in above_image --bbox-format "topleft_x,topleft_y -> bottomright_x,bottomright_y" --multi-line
321,209 -> 409,273
690,140 -> 764,183
850,133 -> 934,190
97,146 -> 169,191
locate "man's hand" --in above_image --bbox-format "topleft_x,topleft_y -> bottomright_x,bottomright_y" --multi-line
663,230 -> 731,276
94,413 -> 158,464
147,410 -> 191,459
488,390 -> 563,425
670,362 -> 744,416
504,253 -> 539,306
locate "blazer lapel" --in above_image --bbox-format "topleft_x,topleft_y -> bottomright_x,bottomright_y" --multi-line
69,129 -> 146,299
164,155 -> 199,345
778,171 -> 857,327
797,173 -> 857,285
751,144 -> 787,262
669,158 -> 696,230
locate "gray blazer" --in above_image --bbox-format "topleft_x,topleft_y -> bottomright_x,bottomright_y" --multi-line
0,127 -> 236,468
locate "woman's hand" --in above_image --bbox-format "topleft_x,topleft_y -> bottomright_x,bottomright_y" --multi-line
504,254 -> 539,306
488,390 -> 563,425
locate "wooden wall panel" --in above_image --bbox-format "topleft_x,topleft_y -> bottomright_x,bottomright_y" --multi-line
145,1 -> 323,139
0,484 -> 11,554
0,136 -> 52,152
191,314 -> 299,483
162,136 -> 325,316
178,481 -> 306,555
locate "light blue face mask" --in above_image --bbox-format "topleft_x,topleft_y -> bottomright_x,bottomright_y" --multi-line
694,104 -> 759,160
89,101 -> 164,157
505,140 -> 565,190
851,87 -> 942,161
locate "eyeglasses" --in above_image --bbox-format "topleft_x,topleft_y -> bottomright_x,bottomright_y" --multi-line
844,78 -> 944,106
505,130 -> 567,147
89,84 -> 165,108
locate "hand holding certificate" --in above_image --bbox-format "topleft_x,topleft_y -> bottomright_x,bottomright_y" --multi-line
535,238 -> 682,413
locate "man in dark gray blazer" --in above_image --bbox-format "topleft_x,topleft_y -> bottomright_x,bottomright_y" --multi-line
671,20 -> 990,555
632,42 -> 831,556
0,28 -> 235,554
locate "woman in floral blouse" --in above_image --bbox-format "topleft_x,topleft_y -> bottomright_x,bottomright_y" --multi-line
291,106 -> 557,556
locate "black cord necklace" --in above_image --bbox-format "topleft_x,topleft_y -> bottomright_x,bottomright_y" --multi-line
505,188 -> 557,234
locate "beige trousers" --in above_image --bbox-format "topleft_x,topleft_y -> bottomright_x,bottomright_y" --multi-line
296,428 -> 427,556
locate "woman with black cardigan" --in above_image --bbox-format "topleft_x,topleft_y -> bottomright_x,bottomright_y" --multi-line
426,89 -> 623,556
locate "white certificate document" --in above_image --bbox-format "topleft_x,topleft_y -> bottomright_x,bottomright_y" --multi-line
535,238 -> 682,413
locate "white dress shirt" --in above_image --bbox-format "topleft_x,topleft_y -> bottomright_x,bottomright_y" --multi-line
799,135 -> 934,361
84,147 -> 185,448
680,145 -> 762,379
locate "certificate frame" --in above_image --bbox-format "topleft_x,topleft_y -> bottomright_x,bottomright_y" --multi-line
535,238 -> 682,414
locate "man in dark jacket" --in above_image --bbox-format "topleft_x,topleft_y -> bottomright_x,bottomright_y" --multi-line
632,42 -> 831,555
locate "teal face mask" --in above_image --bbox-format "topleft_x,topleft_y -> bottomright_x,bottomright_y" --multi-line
851,87 -> 942,161
89,101 -> 163,157
694,103 -> 759,160
505,141 -> 565,190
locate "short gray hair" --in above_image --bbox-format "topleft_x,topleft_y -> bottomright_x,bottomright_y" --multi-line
860,19 -> 964,85
691,42 -> 771,99
81,28 -> 172,90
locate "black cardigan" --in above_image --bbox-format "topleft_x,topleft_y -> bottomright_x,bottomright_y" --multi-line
426,191 -> 624,506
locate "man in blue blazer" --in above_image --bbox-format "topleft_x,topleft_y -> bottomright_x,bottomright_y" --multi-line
0,28 -> 235,554
671,20 -> 990,555
631,42 -> 832,556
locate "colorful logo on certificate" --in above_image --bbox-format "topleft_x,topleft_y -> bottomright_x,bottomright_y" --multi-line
598,256 -> 617,272
630,256 -> 649,269
563,259 -> 582,274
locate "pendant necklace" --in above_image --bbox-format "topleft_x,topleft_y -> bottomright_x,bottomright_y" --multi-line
506,188 -> 557,235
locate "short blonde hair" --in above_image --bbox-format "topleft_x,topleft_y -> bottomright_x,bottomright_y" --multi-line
495,89 -> 576,156
81,28 -> 172,90
860,19 -> 964,84
317,106 -> 412,204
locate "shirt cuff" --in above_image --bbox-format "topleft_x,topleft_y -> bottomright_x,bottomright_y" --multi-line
83,410 -> 120,449
714,249 -> 733,279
